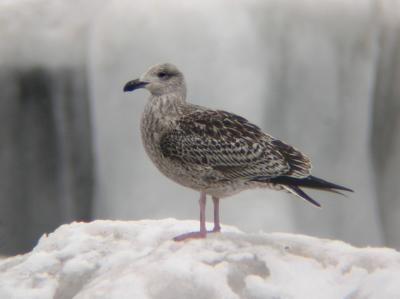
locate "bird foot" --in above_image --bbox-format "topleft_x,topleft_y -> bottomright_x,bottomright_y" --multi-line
173,227 -> 221,241
211,226 -> 221,233
173,231 -> 207,241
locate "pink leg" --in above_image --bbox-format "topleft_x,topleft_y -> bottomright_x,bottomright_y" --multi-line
211,196 -> 221,232
173,192 -> 207,241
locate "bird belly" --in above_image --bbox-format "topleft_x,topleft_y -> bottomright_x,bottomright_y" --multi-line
141,138 -> 276,198
141,136 -> 240,195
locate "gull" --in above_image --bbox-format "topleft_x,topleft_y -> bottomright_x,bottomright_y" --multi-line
123,63 -> 353,241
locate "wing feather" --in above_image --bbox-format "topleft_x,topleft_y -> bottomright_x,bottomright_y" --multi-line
160,109 -> 310,180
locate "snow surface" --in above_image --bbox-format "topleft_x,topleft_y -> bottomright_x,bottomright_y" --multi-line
0,219 -> 399,299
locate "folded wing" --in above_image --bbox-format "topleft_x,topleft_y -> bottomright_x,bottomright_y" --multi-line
159,109 -> 311,181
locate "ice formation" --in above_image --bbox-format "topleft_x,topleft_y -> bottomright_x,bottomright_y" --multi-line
0,219 -> 399,299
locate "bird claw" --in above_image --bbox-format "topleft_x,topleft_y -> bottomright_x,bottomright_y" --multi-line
211,226 -> 221,233
173,231 -> 207,241
173,227 -> 222,241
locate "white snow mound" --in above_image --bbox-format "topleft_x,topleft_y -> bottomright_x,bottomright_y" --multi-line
0,219 -> 399,299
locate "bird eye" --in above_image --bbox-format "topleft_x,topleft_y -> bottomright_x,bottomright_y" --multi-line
157,72 -> 168,79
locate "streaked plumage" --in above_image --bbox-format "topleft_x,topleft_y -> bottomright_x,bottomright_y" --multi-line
123,63 -> 353,241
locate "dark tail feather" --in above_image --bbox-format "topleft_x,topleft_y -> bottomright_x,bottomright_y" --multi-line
296,175 -> 353,192
251,175 -> 353,207
285,185 -> 321,208
253,175 -> 353,193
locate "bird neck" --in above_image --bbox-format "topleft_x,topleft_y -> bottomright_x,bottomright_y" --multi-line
147,92 -> 186,117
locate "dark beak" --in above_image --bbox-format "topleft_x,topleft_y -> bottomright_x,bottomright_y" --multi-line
123,79 -> 148,92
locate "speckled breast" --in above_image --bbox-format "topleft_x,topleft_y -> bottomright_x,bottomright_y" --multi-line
140,105 -> 200,190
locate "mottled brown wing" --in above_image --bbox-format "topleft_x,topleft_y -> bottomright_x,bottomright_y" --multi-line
160,110 -> 310,179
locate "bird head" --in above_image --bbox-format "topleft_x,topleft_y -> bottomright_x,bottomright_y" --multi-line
123,63 -> 186,97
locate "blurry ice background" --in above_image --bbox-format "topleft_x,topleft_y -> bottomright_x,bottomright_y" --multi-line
0,0 -> 399,254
